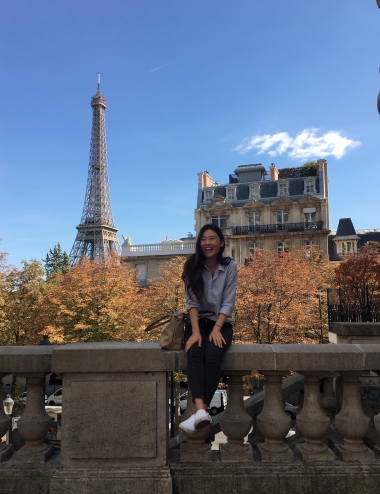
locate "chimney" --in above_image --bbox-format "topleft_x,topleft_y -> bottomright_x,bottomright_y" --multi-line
270,163 -> 279,181
198,171 -> 213,187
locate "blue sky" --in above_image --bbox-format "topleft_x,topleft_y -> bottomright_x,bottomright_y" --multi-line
1,1 -> 379,267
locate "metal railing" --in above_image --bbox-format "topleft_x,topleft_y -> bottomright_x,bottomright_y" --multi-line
232,221 -> 323,235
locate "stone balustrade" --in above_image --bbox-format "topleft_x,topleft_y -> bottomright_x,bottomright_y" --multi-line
121,241 -> 196,257
1,342 -> 380,494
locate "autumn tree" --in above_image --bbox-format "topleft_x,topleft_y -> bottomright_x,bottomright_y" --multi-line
0,241 -> 11,339
334,241 -> 380,305
235,248 -> 326,344
43,243 -> 70,279
143,257 -> 186,342
1,259 -> 47,345
41,254 -> 144,343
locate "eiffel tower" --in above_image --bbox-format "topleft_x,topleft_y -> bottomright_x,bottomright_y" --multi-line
70,74 -> 120,265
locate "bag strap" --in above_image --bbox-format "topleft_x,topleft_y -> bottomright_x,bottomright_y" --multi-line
144,315 -> 172,333
144,311 -> 215,333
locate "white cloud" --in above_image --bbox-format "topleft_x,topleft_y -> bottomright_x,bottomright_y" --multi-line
234,128 -> 361,160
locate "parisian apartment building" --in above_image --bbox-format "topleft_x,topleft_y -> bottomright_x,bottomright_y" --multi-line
194,160 -> 330,264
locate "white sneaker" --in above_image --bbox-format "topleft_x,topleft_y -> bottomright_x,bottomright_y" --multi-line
179,414 -> 196,435
194,409 -> 212,430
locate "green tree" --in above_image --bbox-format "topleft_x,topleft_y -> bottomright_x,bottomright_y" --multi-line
43,243 -> 70,279
299,161 -> 317,177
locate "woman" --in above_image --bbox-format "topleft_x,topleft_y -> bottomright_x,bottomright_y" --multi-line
179,224 -> 237,434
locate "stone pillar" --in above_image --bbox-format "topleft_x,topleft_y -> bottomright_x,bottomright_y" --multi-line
333,372 -> 376,463
179,389 -> 212,462
219,372 -> 252,462
256,372 -> 293,462
13,375 -> 53,464
0,374 -> 13,463
295,373 -> 335,462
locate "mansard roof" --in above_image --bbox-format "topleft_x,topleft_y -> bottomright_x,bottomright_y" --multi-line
201,175 -> 321,208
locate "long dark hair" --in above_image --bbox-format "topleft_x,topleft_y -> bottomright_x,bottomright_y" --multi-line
182,224 -> 232,302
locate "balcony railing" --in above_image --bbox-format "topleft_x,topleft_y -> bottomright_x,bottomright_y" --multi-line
122,241 -> 196,257
231,221 -> 324,235
1,342 -> 380,493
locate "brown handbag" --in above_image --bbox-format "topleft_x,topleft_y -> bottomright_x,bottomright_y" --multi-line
145,311 -> 214,351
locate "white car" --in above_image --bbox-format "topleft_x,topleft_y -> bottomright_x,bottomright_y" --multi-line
47,388 -> 62,406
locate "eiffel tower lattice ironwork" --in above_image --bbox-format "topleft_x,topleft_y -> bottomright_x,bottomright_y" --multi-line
70,74 -> 120,265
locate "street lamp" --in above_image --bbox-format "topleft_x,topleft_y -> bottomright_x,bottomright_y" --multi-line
3,395 -> 14,416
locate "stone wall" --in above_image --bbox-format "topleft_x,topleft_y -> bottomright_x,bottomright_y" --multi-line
1,342 -> 380,493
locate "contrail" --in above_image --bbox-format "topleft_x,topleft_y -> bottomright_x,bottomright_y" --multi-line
150,62 -> 175,72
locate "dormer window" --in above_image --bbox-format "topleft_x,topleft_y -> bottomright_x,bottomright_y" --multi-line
304,178 -> 316,194
336,241 -> 357,255
204,188 -> 214,202
278,181 -> 289,196
249,183 -> 261,199
226,185 -> 237,201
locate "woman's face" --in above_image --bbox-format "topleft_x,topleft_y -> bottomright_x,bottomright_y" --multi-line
200,229 -> 224,260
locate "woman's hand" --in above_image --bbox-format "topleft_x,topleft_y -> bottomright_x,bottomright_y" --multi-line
185,332 -> 202,352
209,327 -> 226,348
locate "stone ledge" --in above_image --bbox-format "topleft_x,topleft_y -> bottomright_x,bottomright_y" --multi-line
52,342 -> 176,372
1,343 -> 379,376
331,323 -> 380,336
170,462 -> 380,494
0,346 -> 53,374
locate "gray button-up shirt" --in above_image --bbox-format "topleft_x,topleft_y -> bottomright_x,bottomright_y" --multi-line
185,260 -> 238,326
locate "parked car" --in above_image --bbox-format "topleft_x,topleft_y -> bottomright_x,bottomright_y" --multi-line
17,391 -> 47,406
285,402 -> 298,419
178,390 -> 227,415
47,388 -> 62,406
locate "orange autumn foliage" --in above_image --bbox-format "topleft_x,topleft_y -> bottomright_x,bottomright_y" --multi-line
142,257 -> 186,342
334,241 -> 380,305
235,248 -> 327,344
41,254 -> 144,343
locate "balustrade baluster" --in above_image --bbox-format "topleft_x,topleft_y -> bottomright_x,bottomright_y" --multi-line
0,374 -> 13,463
333,372 -> 376,463
321,374 -> 337,420
295,373 -> 335,462
219,372 -> 252,462
13,375 -> 53,464
374,412 -> 380,456
179,389 -> 212,462
256,372 -> 293,462
248,415 -> 265,450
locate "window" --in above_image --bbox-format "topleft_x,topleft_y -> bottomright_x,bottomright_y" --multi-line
249,184 -> 261,199
211,215 -> 227,229
277,242 -> 289,253
248,212 -> 260,231
276,210 -> 288,224
305,240 -> 316,249
135,264 -> 147,284
304,211 -> 317,230
226,186 -> 236,201
278,181 -> 289,196
338,241 -> 356,255
305,240 -> 316,258
304,179 -> 316,194
204,188 -> 214,202
249,243 -> 260,255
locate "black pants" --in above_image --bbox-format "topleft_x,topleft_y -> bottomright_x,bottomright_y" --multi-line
184,318 -> 233,407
